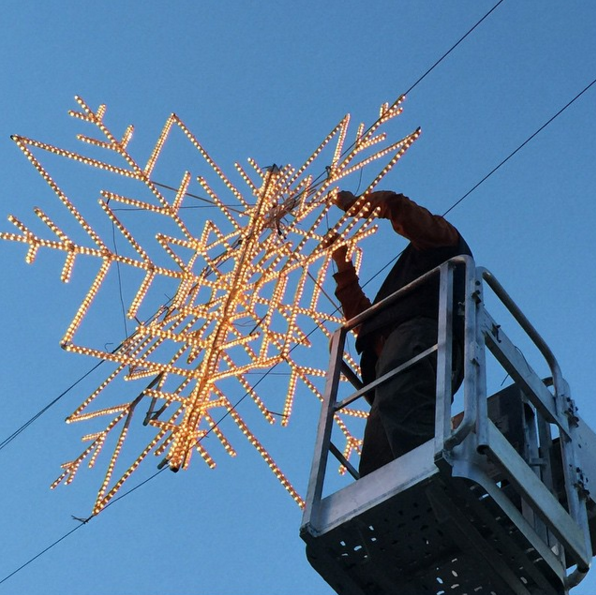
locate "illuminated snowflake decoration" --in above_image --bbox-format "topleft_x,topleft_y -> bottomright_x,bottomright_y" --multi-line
2,96 -> 419,514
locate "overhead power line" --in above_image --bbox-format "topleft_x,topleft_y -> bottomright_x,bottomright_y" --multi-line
0,358 -> 105,452
442,76 -> 596,217
403,0 -> 506,97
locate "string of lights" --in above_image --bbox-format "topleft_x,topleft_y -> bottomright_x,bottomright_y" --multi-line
4,88 -> 418,513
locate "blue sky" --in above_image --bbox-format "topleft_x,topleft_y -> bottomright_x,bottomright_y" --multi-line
0,2 -> 595,594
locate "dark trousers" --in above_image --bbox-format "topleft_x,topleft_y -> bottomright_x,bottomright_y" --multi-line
359,317 -> 464,477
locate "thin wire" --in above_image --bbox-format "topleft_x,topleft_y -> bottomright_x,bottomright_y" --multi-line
152,180 -> 246,214
331,0 -> 507,177
403,0 -> 506,97
0,358 -> 106,452
146,3 -> 507,217
362,252 -> 400,290
102,467 -> 168,511
111,204 -> 234,211
442,76 -> 596,217
0,466 -> 169,587
0,524 -> 86,587
111,220 -> 130,339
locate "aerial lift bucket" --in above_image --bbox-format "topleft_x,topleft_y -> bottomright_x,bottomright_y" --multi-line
301,256 -> 596,595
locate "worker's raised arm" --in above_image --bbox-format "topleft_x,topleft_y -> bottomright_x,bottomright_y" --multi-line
336,190 -> 458,251
331,244 -> 372,325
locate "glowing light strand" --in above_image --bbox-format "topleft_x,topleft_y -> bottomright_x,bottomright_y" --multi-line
2,95 -> 419,514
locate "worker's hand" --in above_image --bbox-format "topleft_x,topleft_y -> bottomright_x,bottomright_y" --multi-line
320,230 -> 340,250
334,190 -> 377,218
336,190 -> 402,219
331,244 -> 351,271
320,231 -> 353,272
335,190 -> 359,212
330,240 -> 353,273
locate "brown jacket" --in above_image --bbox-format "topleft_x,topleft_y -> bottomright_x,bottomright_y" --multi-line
333,192 -> 471,355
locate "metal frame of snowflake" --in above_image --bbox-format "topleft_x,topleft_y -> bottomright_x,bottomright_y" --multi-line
2,95 -> 420,514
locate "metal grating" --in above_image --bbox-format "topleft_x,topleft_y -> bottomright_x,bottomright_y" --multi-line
303,472 -> 565,594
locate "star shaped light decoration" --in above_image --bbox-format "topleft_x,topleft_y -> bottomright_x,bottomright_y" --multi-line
1,96 -> 419,514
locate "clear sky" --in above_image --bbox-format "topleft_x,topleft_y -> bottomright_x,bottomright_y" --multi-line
0,2 -> 595,594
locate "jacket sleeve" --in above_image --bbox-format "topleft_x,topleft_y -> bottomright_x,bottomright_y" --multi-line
333,263 -> 372,324
363,191 -> 459,250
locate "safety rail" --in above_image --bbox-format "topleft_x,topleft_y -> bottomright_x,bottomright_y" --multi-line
301,256 -> 594,595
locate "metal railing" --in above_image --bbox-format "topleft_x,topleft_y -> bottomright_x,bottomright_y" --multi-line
302,255 -> 592,591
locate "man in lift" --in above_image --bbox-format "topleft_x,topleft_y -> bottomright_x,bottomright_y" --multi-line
330,190 -> 472,476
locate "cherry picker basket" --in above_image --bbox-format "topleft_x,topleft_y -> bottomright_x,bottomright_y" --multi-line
301,256 -> 595,595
